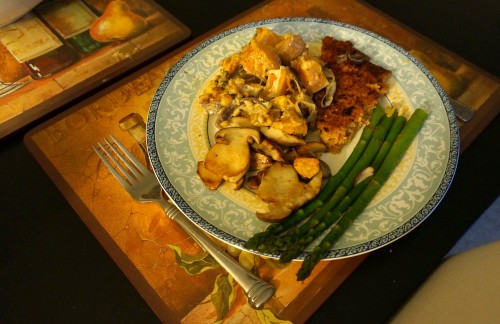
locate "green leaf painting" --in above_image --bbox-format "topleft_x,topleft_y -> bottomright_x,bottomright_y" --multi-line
256,309 -> 292,324
211,274 -> 235,323
168,244 -> 220,275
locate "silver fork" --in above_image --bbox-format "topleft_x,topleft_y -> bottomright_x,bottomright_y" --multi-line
93,135 -> 275,310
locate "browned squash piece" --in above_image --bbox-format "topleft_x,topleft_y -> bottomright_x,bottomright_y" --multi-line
293,157 -> 321,179
239,40 -> 281,81
253,27 -> 283,47
291,54 -> 329,93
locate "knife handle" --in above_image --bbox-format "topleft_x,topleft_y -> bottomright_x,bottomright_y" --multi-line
450,98 -> 475,122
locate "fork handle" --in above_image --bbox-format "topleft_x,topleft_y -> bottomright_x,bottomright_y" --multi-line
160,200 -> 275,310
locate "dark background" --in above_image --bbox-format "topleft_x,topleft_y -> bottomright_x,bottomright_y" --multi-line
1,0 -> 498,323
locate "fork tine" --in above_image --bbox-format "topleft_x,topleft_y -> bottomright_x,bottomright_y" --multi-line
93,143 -> 131,189
109,134 -> 151,175
103,137 -> 143,183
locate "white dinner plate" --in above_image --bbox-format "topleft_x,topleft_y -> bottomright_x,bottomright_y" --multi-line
146,18 -> 459,260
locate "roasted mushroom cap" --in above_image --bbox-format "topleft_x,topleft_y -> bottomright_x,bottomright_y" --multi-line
295,141 -> 328,156
259,126 -> 306,147
251,139 -> 285,162
256,162 -> 322,222
204,127 -> 261,184
196,161 -> 223,190
249,152 -> 273,171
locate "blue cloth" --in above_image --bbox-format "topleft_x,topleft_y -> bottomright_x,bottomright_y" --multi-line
445,195 -> 500,258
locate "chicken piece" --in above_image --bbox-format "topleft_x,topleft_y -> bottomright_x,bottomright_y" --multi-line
256,162 -> 322,222
269,96 -> 308,136
263,66 -> 297,99
253,27 -> 283,47
291,54 -> 329,93
271,107 -> 308,136
239,40 -> 281,81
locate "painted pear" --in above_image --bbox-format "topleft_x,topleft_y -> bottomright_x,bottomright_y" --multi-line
90,1 -> 147,42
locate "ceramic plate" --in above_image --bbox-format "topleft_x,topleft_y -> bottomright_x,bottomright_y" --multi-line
146,18 -> 459,259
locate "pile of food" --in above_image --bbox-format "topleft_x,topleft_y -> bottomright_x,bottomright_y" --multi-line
197,27 -> 389,219
195,27 -> 427,280
197,27 -> 336,222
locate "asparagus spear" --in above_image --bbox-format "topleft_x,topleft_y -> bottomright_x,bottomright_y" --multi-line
245,106 -> 386,250
279,176 -> 372,263
297,108 -> 429,281
280,111 -> 406,263
266,111 -> 397,252
371,115 -> 407,170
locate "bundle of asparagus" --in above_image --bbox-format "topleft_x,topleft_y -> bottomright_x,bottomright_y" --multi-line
245,106 -> 429,280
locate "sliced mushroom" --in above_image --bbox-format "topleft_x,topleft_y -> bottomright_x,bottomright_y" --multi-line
249,152 -> 273,171
283,149 -> 298,164
232,176 -> 245,190
296,141 -> 327,157
215,104 -> 238,128
294,91 -> 318,127
251,139 -> 285,162
197,161 -> 223,190
247,170 -> 265,190
204,127 -> 260,184
247,175 -> 261,190
256,162 -> 322,222
259,126 -> 305,147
